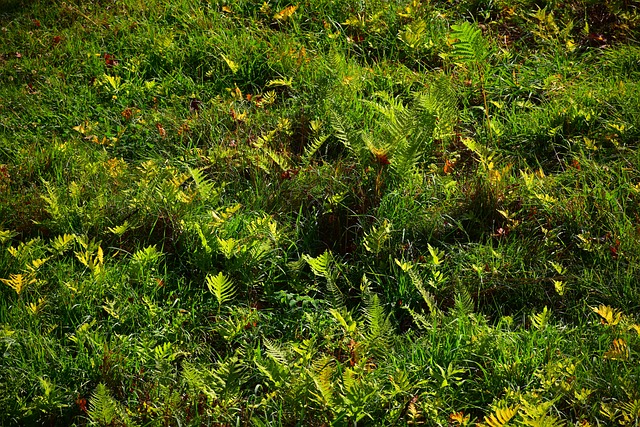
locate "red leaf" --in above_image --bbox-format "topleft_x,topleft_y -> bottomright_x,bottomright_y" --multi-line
121,108 -> 133,120
104,53 -> 119,68
444,159 -> 454,174
52,36 -> 62,46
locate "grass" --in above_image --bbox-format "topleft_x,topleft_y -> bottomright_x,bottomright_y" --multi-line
1,0 -> 640,425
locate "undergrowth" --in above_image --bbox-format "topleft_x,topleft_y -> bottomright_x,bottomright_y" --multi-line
1,0 -> 640,425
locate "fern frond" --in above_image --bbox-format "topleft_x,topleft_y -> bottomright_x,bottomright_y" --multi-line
530,306 -> 551,330
182,362 -> 219,401
206,272 -> 236,310
88,383 -> 136,426
49,233 -> 76,254
454,288 -> 475,316
88,384 -> 118,425
479,405 -> 519,427
330,307 -> 358,334
620,399 -> 640,424
521,414 -> 565,427
450,21 -> 490,64
326,276 -> 346,308
309,355 -> 336,407
330,111 -> 351,150
363,219 -> 392,255
302,134 -> 329,164
263,146 -> 292,172
189,167 -> 218,203
403,306 -> 435,330
592,304 -> 623,326
362,293 -> 392,353
408,269 -> 438,317
263,337 -> 289,365
304,251 -> 333,279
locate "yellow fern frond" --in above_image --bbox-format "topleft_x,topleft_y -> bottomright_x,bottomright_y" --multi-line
1,273 -> 36,295
480,406 -> 519,427
592,305 -> 623,326
603,338 -> 629,361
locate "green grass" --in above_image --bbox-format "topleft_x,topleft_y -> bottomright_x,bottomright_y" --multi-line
1,0 -> 640,425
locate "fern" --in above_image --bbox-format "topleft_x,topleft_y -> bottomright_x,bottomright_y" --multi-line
263,337 -> 289,365
363,219 -> 392,255
309,355 -> 337,408
362,292 -> 392,355
88,383 -> 137,426
88,384 -> 118,425
304,251 -> 333,279
206,272 -> 236,312
189,167 -> 219,203
520,400 -> 565,427
450,21 -> 490,65
453,288 -> 475,316
530,306 -> 551,330
330,111 -> 352,151
479,405 -> 519,427
302,134 -> 330,165
408,269 -> 438,317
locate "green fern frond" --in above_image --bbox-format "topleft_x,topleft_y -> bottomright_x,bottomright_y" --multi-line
330,111 -> 352,150
362,293 -> 392,353
189,167 -> 218,203
330,307 -> 358,334
263,337 -> 289,365
530,306 -> 551,330
206,272 -> 236,310
49,233 -> 76,254
309,355 -> 336,407
263,146 -> 292,172
521,414 -> 565,427
304,251 -> 333,279
326,277 -> 346,308
408,269 -> 438,317
302,134 -> 329,164
620,399 -> 640,424
88,383 -> 118,425
450,21 -> 490,64
363,219 -> 392,255
182,362 -> 219,401
88,383 -> 136,426
454,288 -> 475,316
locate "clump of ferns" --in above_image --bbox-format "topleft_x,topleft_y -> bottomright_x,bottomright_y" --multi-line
330,77 -> 458,185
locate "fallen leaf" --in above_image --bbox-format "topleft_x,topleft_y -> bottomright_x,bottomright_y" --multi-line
274,5 -> 298,21
444,159 -> 454,174
104,53 -> 118,68
156,122 -> 166,138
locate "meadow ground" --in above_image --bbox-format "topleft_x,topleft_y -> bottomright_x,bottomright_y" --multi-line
1,0 -> 640,425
